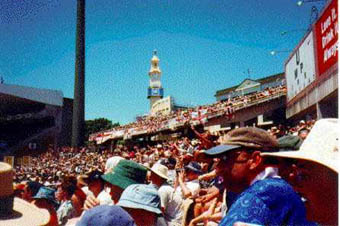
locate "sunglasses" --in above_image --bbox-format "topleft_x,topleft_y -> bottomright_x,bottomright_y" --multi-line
220,150 -> 250,163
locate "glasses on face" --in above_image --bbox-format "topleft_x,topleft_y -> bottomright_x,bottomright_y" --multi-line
220,150 -> 250,163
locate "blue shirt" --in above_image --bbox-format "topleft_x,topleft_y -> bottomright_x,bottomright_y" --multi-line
220,178 -> 316,226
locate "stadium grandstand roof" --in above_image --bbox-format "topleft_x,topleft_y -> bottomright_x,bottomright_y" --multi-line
215,72 -> 284,97
0,83 -> 63,106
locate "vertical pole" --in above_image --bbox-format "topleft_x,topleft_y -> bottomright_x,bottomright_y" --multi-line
72,0 -> 85,148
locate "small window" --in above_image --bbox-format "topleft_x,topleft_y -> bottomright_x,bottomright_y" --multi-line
294,69 -> 298,79
296,50 -> 300,65
300,63 -> 303,73
297,79 -> 299,85
304,72 -> 307,79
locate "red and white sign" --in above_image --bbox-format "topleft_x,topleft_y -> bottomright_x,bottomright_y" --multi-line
314,0 -> 338,76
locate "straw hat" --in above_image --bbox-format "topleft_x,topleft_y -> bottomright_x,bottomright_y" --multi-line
148,163 -> 169,180
0,162 -> 50,226
261,119 -> 339,172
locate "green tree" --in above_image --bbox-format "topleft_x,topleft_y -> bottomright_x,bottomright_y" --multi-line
85,118 -> 119,140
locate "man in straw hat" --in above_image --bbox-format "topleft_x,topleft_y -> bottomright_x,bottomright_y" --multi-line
148,163 -> 182,225
204,127 -> 314,226
261,118 -> 338,225
0,162 -> 50,226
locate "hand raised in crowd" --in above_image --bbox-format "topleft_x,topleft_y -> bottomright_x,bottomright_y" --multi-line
178,169 -> 185,183
83,193 -> 100,210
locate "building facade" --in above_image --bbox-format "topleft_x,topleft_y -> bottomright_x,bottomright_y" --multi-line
0,83 -> 73,156
285,0 -> 338,121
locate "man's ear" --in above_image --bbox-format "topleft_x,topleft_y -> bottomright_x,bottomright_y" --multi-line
248,151 -> 262,170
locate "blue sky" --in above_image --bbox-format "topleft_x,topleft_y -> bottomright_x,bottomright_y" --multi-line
0,0 -> 327,124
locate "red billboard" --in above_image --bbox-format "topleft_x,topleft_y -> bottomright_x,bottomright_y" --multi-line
314,0 -> 338,77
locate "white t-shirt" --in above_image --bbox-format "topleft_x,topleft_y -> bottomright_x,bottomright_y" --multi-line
159,180 -> 200,226
81,186 -> 113,205
97,190 -> 114,205
175,179 -> 200,198
158,184 -> 183,226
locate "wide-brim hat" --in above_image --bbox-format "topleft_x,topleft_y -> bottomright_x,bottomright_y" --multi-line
0,162 -> 50,226
147,163 -> 169,180
0,198 -> 50,226
117,184 -> 162,215
205,127 -> 278,156
261,119 -> 339,172
101,160 -> 147,189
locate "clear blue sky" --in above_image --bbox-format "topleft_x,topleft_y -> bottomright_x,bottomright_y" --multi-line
0,0 -> 327,124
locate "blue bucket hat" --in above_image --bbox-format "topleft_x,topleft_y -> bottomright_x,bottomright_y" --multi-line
76,205 -> 135,226
117,184 -> 162,214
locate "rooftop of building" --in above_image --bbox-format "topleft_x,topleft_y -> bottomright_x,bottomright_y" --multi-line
215,72 -> 284,97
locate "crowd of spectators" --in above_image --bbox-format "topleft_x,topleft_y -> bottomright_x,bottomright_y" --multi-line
90,85 -> 286,143
4,117 -> 335,226
3,83 -> 337,226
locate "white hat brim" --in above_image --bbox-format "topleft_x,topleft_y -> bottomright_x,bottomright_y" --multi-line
262,119 -> 339,173
0,198 -> 50,226
145,166 -> 169,180
261,147 -> 338,173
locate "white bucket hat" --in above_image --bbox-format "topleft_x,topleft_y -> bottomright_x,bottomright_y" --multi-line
105,156 -> 124,173
261,118 -> 339,172
0,162 -> 50,226
148,163 -> 169,180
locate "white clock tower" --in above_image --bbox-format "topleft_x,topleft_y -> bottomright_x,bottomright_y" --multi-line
147,50 -> 164,110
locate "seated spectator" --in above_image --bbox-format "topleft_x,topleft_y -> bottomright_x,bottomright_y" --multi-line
76,205 -> 135,226
117,184 -> 163,226
262,118 -> 338,225
204,127 -> 314,226
176,161 -> 202,199
32,186 -> 59,226
0,162 -> 50,226
72,183 -> 87,217
148,163 -> 182,225
56,176 -> 78,225
84,160 -> 147,209
22,181 -> 43,202
82,170 -> 112,205
297,127 -> 309,140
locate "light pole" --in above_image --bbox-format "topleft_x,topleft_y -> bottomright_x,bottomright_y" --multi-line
72,0 -> 86,148
297,0 -> 328,25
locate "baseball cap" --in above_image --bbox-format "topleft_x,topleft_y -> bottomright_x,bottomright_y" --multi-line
184,161 -> 202,174
86,170 -> 104,183
205,127 -> 278,156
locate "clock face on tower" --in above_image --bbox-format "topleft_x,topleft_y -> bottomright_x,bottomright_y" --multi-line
152,89 -> 159,95
148,88 -> 163,97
